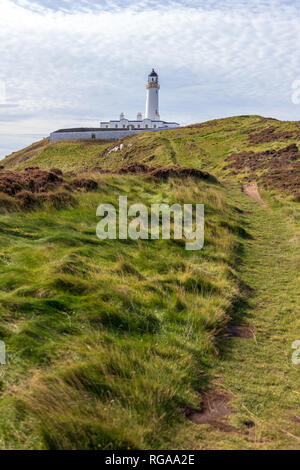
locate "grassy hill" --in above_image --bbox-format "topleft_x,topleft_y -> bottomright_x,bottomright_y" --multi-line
2,115 -> 299,184
0,116 -> 299,449
3,115 -> 300,197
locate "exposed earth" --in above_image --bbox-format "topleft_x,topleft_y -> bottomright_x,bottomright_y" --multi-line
242,182 -> 266,206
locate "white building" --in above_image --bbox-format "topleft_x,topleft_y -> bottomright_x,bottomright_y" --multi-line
100,69 -> 179,131
50,69 -> 179,142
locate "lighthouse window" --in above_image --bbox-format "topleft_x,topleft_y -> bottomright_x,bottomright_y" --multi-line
137,124 -> 140,129
145,124 -> 149,128
106,125 -> 109,128
154,124 -> 157,128
115,124 -> 118,128
123,125 -> 126,128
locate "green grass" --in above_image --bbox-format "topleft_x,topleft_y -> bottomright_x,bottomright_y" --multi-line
3,140 -> 111,171
0,175 -> 244,449
0,115 -> 299,449
3,115 -> 300,178
191,185 -> 300,449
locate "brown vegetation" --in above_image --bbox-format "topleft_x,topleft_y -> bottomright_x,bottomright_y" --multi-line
0,167 -> 66,196
71,177 -> 99,191
225,144 -> 300,194
247,126 -> 300,144
93,162 -> 211,180
0,167 -> 98,211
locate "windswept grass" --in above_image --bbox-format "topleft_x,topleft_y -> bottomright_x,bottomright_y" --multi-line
0,175 -> 244,449
192,185 -> 300,449
3,116 -> 300,182
1,115 -> 299,449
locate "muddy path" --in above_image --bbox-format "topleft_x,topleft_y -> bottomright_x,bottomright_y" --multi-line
242,182 -> 266,206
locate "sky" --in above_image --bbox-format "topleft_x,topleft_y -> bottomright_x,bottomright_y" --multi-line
1,0 -> 300,159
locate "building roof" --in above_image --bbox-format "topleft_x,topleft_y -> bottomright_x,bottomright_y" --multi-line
52,122 -> 180,134
155,122 -> 180,126
149,69 -> 158,77
53,128 -> 104,133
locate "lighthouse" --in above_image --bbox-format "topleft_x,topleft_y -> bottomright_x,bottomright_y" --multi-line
51,68 -> 180,142
145,69 -> 160,120
98,68 -> 179,132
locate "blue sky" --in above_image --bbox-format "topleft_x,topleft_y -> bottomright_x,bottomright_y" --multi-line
1,0 -> 300,159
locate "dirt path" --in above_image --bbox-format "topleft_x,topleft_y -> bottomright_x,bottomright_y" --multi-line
242,182 -> 266,206
191,187 -> 300,449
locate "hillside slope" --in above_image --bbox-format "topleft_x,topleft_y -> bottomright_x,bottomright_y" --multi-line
2,115 -> 300,196
193,185 -> 300,449
0,116 -> 299,449
0,174 -> 244,449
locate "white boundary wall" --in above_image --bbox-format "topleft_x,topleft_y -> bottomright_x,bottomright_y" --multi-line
50,127 -> 178,143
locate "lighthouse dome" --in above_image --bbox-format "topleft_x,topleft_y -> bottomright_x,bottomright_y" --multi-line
149,69 -> 158,77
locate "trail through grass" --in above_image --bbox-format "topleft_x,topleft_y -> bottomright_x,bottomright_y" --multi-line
1,114 -> 299,449
192,186 -> 300,449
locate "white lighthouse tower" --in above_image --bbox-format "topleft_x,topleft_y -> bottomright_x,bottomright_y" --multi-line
95,68 -> 179,137
51,68 -> 180,142
145,69 -> 160,120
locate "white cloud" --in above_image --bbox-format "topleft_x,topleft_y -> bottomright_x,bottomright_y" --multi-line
1,0 -> 300,158
0,80 -> 6,103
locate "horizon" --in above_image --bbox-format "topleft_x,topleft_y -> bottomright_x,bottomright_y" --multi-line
2,113 -> 299,158
1,0 -> 300,159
